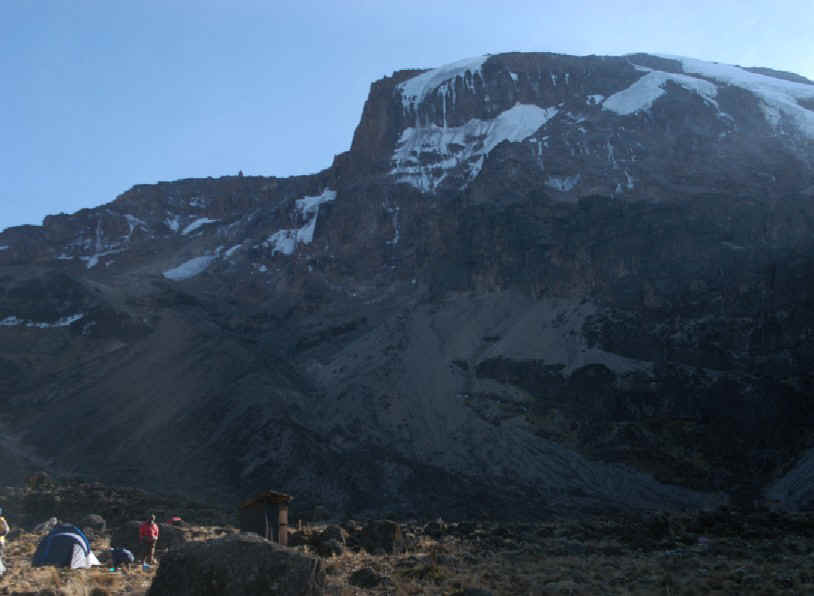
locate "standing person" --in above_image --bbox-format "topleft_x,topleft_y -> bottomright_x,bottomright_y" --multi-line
138,514 -> 159,565
0,507 -> 9,576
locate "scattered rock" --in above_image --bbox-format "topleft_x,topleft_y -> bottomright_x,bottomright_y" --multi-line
358,520 -> 405,554
81,513 -> 106,533
33,517 -> 59,534
147,532 -> 325,596
341,519 -> 361,533
314,538 -> 343,558
403,530 -> 419,550
319,525 -> 347,545
288,530 -> 310,547
424,520 -> 447,539
451,589 -> 494,596
349,567 -> 388,588
25,472 -> 54,491
450,521 -> 478,536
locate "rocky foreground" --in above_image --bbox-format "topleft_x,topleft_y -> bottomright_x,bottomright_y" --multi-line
1,480 -> 814,594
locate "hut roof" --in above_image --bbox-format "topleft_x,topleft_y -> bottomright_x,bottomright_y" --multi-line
240,490 -> 293,508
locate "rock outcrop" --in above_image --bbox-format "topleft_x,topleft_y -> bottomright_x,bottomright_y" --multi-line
147,533 -> 325,596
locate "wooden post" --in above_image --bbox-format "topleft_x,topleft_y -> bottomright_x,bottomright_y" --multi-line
278,504 -> 289,546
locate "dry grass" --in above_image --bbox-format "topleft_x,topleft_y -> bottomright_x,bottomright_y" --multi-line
0,523 -> 239,595
0,531 -> 154,595
308,516 -> 814,596
2,514 -> 813,595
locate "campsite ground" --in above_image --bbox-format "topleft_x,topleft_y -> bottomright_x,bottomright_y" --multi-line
1,529 -> 155,595
3,516 -> 814,595
1,481 -> 813,594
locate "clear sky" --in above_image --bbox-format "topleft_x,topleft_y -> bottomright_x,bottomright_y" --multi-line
2,0 -> 812,232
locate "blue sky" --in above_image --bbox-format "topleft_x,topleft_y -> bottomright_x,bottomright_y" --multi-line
2,0 -> 812,232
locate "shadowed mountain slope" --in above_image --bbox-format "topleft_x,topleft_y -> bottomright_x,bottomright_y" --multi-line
2,52 -> 814,517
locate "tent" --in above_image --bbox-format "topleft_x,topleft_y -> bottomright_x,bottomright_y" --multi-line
32,523 -> 101,568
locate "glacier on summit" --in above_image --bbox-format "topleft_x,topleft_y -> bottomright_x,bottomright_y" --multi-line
397,55 -> 488,116
603,69 -> 719,115
391,103 -> 558,192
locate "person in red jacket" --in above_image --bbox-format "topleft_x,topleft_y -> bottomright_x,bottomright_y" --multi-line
139,514 -> 159,564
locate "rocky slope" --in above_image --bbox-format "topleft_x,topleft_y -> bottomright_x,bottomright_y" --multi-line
1,51 -> 814,517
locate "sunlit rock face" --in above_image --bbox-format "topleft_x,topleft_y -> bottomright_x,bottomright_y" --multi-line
2,52 -> 814,517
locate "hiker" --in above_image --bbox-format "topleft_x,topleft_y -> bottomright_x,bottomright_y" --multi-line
111,547 -> 134,570
0,507 -> 9,576
139,514 -> 159,565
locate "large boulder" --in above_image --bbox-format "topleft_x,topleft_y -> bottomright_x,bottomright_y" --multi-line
148,533 -> 325,596
155,523 -> 186,551
357,520 -> 405,554
318,525 -> 347,545
110,520 -> 143,554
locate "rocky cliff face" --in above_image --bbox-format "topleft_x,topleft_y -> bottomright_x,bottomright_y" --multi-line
2,52 -> 814,517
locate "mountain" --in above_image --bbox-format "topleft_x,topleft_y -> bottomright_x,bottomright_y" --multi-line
2,51 -> 814,518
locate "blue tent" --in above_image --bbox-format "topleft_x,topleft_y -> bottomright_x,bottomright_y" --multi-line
32,523 -> 100,568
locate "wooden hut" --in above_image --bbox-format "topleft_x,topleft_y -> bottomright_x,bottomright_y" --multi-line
239,490 -> 293,545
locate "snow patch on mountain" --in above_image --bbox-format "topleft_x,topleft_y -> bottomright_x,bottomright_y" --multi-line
0,245 -> 8,251
82,249 -> 123,269
1,314 -> 84,328
163,255 -> 217,280
266,230 -> 297,256
545,174 -> 581,192
224,243 -> 242,258
165,216 -> 180,232
392,103 -> 559,192
385,205 -> 400,246
656,55 -> 814,138
123,214 -> 148,240
603,70 -> 719,116
182,217 -> 218,236
398,55 -> 488,115
265,189 -> 337,256
124,214 -> 147,231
